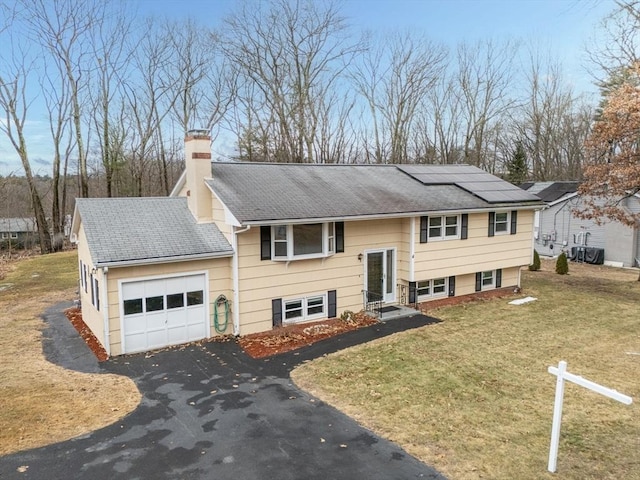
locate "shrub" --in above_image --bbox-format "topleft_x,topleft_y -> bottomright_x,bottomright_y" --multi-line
555,252 -> 569,275
340,310 -> 355,322
529,249 -> 541,271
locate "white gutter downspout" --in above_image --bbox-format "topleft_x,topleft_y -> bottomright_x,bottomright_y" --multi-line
101,266 -> 111,357
231,225 -> 251,336
409,217 -> 416,282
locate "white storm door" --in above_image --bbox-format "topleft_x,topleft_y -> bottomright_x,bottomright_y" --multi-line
365,248 -> 396,303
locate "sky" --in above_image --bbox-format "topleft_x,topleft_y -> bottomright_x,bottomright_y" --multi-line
0,0 -> 616,176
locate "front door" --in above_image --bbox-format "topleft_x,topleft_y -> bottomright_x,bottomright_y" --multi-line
365,249 -> 396,303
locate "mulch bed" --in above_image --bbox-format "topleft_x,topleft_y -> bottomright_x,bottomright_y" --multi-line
63,307 -> 379,361
238,313 -> 379,358
65,307 -> 110,362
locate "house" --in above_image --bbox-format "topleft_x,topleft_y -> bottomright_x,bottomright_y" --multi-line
0,217 -> 36,250
521,182 -> 640,267
71,131 -> 542,356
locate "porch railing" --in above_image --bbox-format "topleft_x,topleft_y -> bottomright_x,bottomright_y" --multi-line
362,289 -> 383,316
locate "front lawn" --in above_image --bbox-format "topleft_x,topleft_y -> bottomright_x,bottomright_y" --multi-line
0,251 -> 140,455
291,260 -> 639,480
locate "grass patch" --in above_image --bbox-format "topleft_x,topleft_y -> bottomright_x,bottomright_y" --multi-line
0,251 -> 140,455
292,260 -> 640,480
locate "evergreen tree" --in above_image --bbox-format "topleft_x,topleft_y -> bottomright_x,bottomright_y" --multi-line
506,141 -> 528,185
555,252 -> 569,275
529,249 -> 541,271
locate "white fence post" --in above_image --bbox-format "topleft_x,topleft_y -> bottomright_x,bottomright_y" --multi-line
547,360 -> 633,474
548,360 -> 567,473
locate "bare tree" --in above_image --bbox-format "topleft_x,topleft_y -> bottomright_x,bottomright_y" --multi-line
456,39 -> 518,169
351,31 -> 447,164
511,49 -> 591,180
220,0 -> 360,163
19,0 -> 106,198
0,54 -> 53,253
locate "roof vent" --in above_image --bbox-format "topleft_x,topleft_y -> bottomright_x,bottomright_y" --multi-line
187,129 -> 210,138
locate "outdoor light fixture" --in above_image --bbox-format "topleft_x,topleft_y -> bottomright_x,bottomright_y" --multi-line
357,253 -> 363,262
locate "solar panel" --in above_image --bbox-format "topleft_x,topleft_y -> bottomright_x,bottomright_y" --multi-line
397,165 -> 541,204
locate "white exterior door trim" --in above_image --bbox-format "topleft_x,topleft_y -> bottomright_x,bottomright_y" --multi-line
363,247 -> 397,304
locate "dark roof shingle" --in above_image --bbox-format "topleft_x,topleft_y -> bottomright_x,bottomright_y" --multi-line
76,197 -> 232,266
207,163 -> 541,223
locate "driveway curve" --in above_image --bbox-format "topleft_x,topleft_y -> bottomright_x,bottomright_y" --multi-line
0,305 -> 446,480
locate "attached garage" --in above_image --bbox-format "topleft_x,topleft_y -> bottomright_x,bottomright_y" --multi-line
120,273 -> 208,354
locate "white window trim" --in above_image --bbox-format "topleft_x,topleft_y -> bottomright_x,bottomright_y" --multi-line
417,277 -> 448,301
9,232 -> 18,239
481,270 -> 495,290
494,211 -> 510,236
282,293 -> 327,324
272,222 -> 336,261
428,215 -> 461,241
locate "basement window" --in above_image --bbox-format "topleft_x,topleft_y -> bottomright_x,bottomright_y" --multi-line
283,294 -> 327,323
417,277 -> 447,300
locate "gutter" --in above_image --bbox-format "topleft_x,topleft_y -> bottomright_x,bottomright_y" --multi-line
238,204 -> 544,226
95,250 -> 234,269
231,225 -> 251,336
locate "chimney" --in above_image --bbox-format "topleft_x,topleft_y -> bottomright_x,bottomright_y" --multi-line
185,129 -> 212,222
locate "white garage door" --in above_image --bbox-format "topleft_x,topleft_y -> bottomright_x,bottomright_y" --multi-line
121,274 -> 207,354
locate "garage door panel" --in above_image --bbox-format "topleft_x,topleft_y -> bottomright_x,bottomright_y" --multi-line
122,282 -> 144,300
147,330 -> 169,350
122,274 -> 207,354
167,309 -> 187,328
124,314 -> 147,334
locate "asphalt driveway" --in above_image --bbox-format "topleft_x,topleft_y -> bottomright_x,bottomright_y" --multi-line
0,304 -> 446,480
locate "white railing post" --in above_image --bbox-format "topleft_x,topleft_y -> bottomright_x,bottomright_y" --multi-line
547,360 -> 632,474
548,360 -> 567,473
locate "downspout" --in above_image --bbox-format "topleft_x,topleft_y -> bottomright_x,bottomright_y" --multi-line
101,266 -> 111,357
409,217 -> 415,282
231,225 -> 251,336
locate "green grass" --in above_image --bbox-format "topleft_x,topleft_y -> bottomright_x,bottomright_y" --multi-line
292,261 -> 640,480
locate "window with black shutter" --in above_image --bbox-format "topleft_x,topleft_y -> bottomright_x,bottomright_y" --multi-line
335,222 -> 344,253
260,226 -> 271,260
488,212 -> 495,237
328,290 -> 337,318
461,214 -> 468,240
272,298 -> 282,327
448,276 -> 456,297
420,216 -> 428,243
510,211 -> 518,235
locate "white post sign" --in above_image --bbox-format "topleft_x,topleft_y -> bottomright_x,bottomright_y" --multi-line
547,360 -> 633,473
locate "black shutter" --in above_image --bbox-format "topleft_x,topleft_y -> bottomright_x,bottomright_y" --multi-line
510,210 -> 518,235
448,276 -> 455,297
272,298 -> 282,327
488,212 -> 495,237
496,269 -> 502,288
409,281 -> 417,304
260,226 -> 271,260
420,216 -> 428,243
328,290 -> 337,318
475,272 -> 482,292
461,214 -> 468,240
335,222 -> 344,253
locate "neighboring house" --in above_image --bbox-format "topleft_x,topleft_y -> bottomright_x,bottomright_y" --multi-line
0,217 -> 37,249
71,131 -> 542,356
521,182 -> 640,267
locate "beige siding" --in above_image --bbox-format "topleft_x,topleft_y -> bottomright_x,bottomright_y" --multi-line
105,258 -> 232,356
235,219 -> 405,335
75,225 -> 106,350
413,210 -> 534,280
211,195 -> 233,242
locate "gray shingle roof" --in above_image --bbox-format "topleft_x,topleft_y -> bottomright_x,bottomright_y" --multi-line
0,218 -> 36,233
206,163 -> 542,224
76,197 -> 233,266
521,181 -> 579,203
